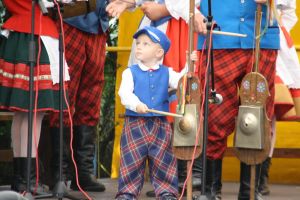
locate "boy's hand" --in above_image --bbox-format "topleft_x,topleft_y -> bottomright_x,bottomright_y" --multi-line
106,0 -> 131,18
141,2 -> 169,21
136,103 -> 149,114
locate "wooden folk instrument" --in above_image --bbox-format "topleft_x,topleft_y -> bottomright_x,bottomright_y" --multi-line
173,0 -> 203,199
173,0 -> 202,160
233,4 -> 272,200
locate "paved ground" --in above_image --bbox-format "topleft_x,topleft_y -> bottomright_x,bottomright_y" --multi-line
1,179 -> 300,200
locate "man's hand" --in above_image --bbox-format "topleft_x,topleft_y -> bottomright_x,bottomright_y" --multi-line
255,0 -> 268,3
106,0 -> 133,18
140,2 -> 169,21
136,103 -> 149,114
194,13 -> 207,35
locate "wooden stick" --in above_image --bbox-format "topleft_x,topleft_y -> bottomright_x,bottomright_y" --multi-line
147,109 -> 183,118
212,30 -> 247,38
250,165 -> 255,200
187,161 -> 193,200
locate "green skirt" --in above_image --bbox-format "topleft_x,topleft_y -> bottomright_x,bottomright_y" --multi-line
0,32 -> 68,112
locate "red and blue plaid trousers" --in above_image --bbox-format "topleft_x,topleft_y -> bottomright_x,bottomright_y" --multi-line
49,23 -> 106,127
116,116 -> 178,199
199,49 -> 277,160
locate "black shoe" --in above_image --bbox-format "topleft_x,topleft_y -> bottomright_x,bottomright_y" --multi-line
115,194 -> 135,200
50,127 -> 71,190
71,125 -> 105,192
205,159 -> 222,200
115,197 -> 128,200
146,190 -> 155,197
238,162 -> 263,200
161,193 -> 177,200
70,175 -> 105,192
178,177 -> 202,192
178,157 -> 202,192
11,158 -> 49,195
11,158 -> 25,192
258,157 -> 271,196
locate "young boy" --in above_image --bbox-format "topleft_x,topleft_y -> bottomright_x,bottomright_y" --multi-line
117,26 -> 194,200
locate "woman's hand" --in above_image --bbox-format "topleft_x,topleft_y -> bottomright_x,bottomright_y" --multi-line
140,2 -> 169,21
106,0 -> 134,18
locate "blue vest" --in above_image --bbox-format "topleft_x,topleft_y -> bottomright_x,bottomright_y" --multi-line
64,0 -> 109,34
125,64 -> 170,117
197,0 -> 280,50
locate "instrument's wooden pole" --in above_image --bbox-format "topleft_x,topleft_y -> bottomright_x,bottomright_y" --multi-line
254,4 -> 262,72
250,165 -> 256,200
187,161 -> 193,200
185,1 -> 196,199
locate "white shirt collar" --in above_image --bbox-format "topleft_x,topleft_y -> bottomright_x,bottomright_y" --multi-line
137,61 -> 160,71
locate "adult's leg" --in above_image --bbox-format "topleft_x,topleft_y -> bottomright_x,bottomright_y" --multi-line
202,50 -> 249,199
238,162 -> 263,200
11,112 -> 48,194
70,31 -> 107,192
48,23 -> 85,186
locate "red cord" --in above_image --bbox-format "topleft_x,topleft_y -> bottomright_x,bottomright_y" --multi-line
178,22 -> 215,200
30,11 -> 43,196
53,1 -> 92,199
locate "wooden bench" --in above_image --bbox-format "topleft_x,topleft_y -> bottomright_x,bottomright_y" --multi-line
0,112 -> 13,121
225,147 -> 300,158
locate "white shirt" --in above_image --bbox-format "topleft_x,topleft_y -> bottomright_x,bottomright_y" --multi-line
165,0 -> 200,23
276,0 -> 300,89
118,61 -> 187,112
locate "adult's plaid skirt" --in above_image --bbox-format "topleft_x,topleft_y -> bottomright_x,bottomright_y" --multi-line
0,32 -> 68,112
199,49 -> 277,160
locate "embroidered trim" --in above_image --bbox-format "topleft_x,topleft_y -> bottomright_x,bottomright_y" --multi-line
0,69 -> 52,81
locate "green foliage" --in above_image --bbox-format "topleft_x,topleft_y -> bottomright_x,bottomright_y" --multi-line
97,18 -> 119,178
0,1 -> 5,26
0,121 -> 11,148
0,162 -> 12,185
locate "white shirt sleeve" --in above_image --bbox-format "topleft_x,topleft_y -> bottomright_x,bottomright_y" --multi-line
165,0 -> 201,23
168,64 -> 188,89
118,68 -> 143,112
278,0 -> 298,32
276,0 -> 291,7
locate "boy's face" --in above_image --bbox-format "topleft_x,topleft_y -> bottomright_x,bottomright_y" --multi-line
135,34 -> 164,65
